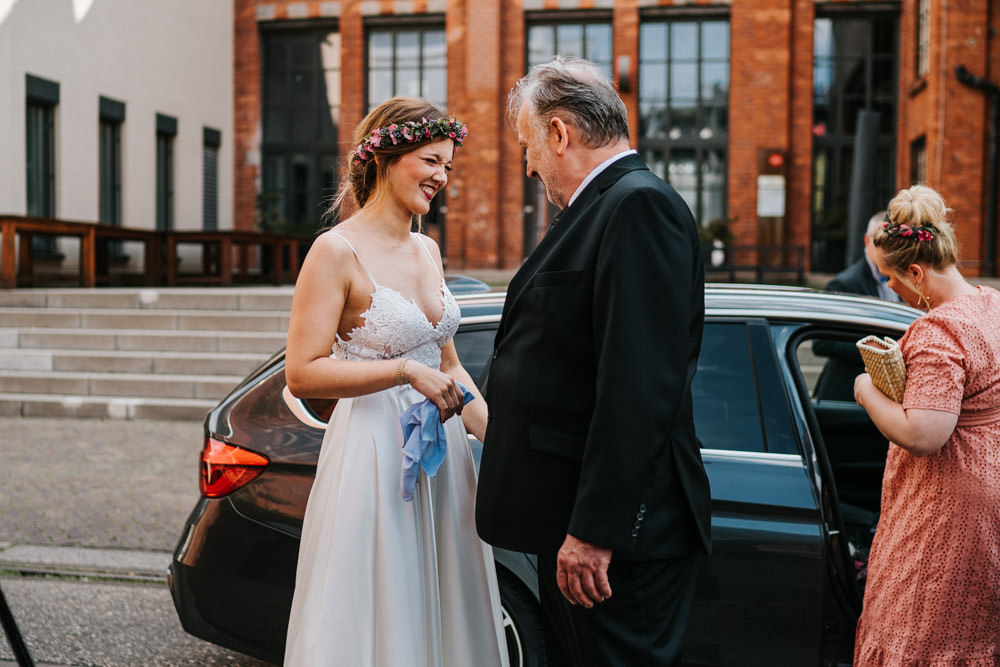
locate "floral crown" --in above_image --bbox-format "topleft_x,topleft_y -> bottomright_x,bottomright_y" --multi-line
881,215 -> 935,242
351,117 -> 469,166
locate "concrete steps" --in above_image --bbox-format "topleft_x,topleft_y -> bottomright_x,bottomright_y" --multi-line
7,328 -> 286,353
0,287 -> 294,420
0,307 -> 289,332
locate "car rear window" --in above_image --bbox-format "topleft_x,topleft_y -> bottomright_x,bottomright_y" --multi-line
454,325 -> 496,383
692,322 -> 766,453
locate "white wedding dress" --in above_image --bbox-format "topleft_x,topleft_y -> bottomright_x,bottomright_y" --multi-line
283,233 -> 509,667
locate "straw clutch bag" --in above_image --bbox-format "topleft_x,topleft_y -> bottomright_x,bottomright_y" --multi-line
856,335 -> 907,403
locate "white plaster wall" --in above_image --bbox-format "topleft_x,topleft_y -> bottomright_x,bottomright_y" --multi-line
0,0 -> 233,234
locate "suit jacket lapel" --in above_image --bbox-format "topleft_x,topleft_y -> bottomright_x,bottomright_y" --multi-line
500,155 -> 648,332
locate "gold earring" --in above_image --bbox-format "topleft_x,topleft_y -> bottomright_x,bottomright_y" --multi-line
917,291 -> 932,311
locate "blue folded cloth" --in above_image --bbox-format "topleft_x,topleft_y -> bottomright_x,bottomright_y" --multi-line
399,383 -> 475,501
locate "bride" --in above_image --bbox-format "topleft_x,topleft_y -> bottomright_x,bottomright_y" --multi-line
282,96 -> 509,667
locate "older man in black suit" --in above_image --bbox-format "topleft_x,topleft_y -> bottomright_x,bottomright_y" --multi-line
826,211 -> 901,301
476,57 -> 711,666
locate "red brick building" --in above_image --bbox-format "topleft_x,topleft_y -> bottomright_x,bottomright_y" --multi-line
233,0 -> 999,275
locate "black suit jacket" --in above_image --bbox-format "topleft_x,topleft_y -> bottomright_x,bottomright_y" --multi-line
826,258 -> 881,297
814,258 -> 898,400
476,154 -> 711,560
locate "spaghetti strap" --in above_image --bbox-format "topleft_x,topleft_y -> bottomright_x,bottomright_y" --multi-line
411,233 -> 444,279
330,231 -> 378,286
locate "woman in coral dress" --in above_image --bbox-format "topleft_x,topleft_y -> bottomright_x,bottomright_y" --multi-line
853,184 -> 1000,665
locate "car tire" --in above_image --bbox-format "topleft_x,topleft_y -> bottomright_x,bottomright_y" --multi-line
498,569 -> 546,667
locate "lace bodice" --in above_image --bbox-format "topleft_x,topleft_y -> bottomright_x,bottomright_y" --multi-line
330,233 -> 460,370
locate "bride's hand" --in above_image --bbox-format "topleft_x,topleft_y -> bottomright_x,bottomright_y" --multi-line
407,361 -> 466,422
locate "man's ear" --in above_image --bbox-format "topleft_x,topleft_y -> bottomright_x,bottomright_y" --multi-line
548,117 -> 570,156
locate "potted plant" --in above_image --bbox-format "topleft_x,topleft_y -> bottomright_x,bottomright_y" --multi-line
699,216 -> 735,267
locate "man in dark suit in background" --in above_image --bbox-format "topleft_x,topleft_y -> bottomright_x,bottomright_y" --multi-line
826,211 -> 900,301
813,212 -> 902,400
476,57 -> 711,666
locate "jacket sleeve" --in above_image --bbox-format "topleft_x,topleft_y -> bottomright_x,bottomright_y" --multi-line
566,184 -> 702,552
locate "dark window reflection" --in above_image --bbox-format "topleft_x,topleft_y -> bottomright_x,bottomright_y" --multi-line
365,25 -> 448,252
453,327 -> 496,384
811,13 -> 898,273
26,100 -> 60,258
638,18 -> 729,227
261,30 -> 341,234
692,323 -> 765,453
366,27 -> 447,110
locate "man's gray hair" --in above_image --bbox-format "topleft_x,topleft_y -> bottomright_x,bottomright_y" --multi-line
508,56 -> 630,149
867,210 -> 887,236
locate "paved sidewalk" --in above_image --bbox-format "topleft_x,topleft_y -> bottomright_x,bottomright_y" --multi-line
0,417 -> 204,575
0,417 -> 279,665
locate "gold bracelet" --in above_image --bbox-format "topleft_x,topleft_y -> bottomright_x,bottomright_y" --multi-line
395,358 -> 410,386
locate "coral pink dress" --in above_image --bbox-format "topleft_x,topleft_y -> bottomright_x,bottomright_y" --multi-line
855,286 -> 1000,666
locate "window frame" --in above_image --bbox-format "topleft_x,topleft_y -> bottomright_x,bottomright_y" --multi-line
364,17 -> 448,112
363,18 -> 449,250
156,113 -> 177,232
26,74 -> 60,258
636,12 -> 730,229
203,127 -> 221,231
910,135 -> 926,186
99,96 -> 125,228
915,0 -> 929,79
259,25 -> 341,234
522,12 -> 614,255
810,8 -> 900,273
26,75 -> 59,220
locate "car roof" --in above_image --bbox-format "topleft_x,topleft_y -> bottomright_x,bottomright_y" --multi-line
457,283 -> 921,330
703,283 -> 920,329
444,274 -> 492,294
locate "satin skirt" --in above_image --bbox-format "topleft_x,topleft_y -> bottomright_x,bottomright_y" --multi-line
283,386 -> 509,667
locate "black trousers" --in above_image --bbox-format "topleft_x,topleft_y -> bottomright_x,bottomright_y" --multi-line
536,550 -> 702,667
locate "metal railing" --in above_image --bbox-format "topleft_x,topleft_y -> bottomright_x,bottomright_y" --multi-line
0,215 -> 310,289
702,243 -> 807,284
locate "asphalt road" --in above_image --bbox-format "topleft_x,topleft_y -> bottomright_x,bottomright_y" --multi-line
0,416 -> 274,666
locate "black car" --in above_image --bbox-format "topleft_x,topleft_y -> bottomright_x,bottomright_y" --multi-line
169,284 -> 921,666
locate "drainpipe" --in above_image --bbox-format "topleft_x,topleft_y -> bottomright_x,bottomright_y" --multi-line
955,65 -> 999,277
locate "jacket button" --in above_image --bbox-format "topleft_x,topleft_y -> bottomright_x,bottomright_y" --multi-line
639,504 -> 647,513
631,529 -> 639,537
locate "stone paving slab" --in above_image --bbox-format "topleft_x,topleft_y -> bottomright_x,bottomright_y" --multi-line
0,394 -> 215,421
0,576 -> 273,666
0,417 -> 272,666
0,417 -> 204,552
0,545 -> 169,581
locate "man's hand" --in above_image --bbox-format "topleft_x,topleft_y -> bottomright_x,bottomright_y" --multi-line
556,534 -> 613,608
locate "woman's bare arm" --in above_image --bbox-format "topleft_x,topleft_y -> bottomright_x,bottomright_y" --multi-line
285,233 -> 465,416
854,373 -> 958,457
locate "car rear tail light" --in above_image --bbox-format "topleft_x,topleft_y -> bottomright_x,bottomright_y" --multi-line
199,436 -> 269,498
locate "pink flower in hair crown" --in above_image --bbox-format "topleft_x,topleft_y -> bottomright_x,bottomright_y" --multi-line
350,117 -> 469,166
881,217 -> 935,243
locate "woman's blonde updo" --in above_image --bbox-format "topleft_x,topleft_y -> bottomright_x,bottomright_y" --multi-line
328,97 -> 450,217
872,184 -> 959,274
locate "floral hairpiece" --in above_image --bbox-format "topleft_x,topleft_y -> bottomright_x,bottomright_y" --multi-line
351,117 -> 469,166
881,216 -> 935,242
